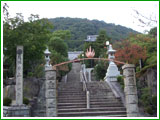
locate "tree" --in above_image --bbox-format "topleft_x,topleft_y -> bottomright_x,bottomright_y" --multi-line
148,27 -> 157,38
3,3 -> 9,22
115,40 -> 146,65
48,30 -> 71,80
48,37 -> 68,58
83,30 -> 110,69
132,9 -> 157,27
50,50 -> 68,65
132,9 -> 157,33
3,13 -> 53,77
52,30 -> 71,40
94,30 -> 111,58
127,31 -> 157,65
48,30 -> 70,59
94,61 -> 108,80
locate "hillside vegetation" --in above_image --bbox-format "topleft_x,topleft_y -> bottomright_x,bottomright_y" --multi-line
49,17 -> 138,51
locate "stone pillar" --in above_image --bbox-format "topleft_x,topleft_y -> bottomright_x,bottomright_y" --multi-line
16,46 -> 23,105
45,66 -> 57,117
5,46 -> 31,117
122,64 -> 139,117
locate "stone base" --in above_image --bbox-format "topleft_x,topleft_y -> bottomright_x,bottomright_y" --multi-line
106,61 -> 120,78
3,105 -> 30,117
106,77 -> 117,82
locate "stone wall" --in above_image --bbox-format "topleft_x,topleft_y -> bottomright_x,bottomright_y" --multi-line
3,106 -> 30,117
31,82 -> 46,117
4,78 -> 45,100
136,66 -> 157,116
137,67 -> 157,96
3,78 -> 46,117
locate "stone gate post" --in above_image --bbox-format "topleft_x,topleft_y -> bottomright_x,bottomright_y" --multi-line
45,67 -> 57,117
16,46 -> 23,105
122,64 -> 139,117
4,46 -> 30,117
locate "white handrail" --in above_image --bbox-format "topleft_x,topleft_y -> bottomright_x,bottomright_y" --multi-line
64,74 -> 67,83
80,64 -> 90,109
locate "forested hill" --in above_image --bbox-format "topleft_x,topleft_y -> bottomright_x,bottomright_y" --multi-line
49,17 -> 138,42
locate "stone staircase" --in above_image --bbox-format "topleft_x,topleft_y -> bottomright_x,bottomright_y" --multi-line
57,63 -> 126,117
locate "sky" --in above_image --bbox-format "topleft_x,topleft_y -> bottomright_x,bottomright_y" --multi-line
2,1 -> 159,33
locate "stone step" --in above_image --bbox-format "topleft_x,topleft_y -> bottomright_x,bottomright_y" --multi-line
90,96 -> 116,99
58,96 -> 86,98
58,87 -> 83,92
58,97 -> 118,101
57,62 -> 126,117
58,107 -> 126,113
58,94 -> 85,97
58,111 -> 126,117
58,106 -> 87,109
90,103 -> 124,108
58,99 -> 121,103
59,85 -> 82,86
58,107 -> 126,112
58,86 -> 82,88
58,94 -> 115,98
58,90 -> 84,92
58,101 -> 122,106
58,93 -> 85,95
58,103 -> 123,109
81,114 -> 127,117
90,96 -> 115,99
58,91 -> 84,92
59,82 -> 82,84
58,97 -> 85,101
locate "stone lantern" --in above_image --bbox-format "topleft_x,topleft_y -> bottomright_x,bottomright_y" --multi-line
108,44 -> 116,62
105,43 -> 120,81
44,47 -> 51,67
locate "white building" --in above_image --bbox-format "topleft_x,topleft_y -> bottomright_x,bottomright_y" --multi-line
68,51 -> 83,60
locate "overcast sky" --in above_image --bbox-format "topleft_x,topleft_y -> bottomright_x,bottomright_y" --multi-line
2,1 -> 159,33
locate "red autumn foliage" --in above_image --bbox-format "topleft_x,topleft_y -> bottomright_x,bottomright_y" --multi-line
115,42 -> 146,65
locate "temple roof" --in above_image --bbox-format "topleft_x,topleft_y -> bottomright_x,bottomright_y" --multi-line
84,35 -> 98,42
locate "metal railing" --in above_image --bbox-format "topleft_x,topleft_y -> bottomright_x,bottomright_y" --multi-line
64,74 -> 67,83
80,65 -> 90,109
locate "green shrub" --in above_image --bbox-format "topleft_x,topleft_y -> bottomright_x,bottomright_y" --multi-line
140,87 -> 151,105
3,97 -> 12,106
140,87 -> 157,115
94,62 -> 107,80
152,95 -> 157,106
27,72 -> 34,77
145,106 -> 153,115
136,66 -> 140,72
33,65 -> 44,78
23,97 -> 29,105
117,76 -> 124,89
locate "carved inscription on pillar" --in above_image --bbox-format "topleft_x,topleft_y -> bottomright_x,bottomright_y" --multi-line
16,46 -> 23,105
46,80 -> 56,89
